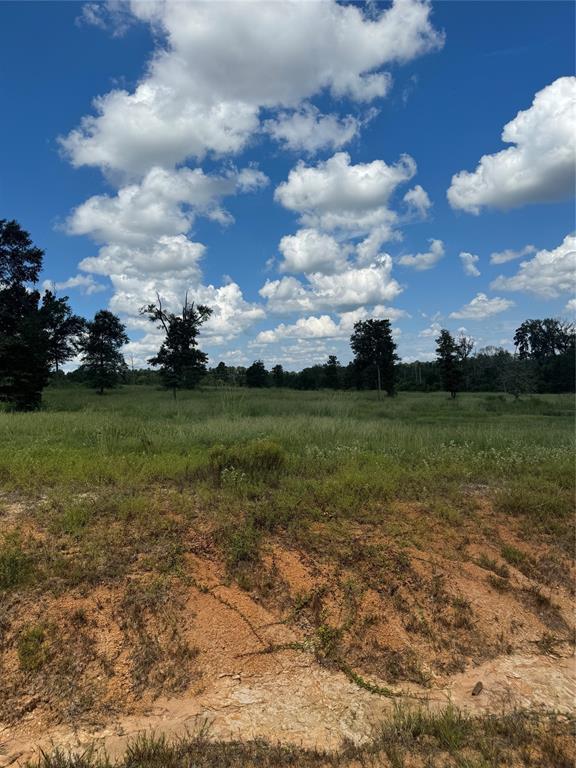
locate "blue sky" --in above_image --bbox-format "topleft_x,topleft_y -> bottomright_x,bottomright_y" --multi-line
1,0 -> 574,369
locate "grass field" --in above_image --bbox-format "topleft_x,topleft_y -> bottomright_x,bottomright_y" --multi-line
0,386 -> 574,767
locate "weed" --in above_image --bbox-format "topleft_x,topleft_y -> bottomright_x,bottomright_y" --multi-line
0,533 -> 32,590
18,624 -> 48,672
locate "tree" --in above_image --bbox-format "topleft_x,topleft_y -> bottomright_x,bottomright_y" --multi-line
272,364 -> 284,387
80,310 -> 128,394
213,361 -> 230,386
514,318 -> 575,393
514,319 -> 575,360
40,290 -> 85,373
323,355 -> 341,389
246,360 -> 269,388
141,294 -> 212,397
435,329 -> 462,398
350,319 -> 399,397
0,220 -> 50,410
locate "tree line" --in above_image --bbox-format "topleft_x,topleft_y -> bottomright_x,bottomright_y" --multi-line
1,220 -> 574,410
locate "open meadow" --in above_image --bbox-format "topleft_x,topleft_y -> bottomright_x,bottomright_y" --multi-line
0,386 -> 574,767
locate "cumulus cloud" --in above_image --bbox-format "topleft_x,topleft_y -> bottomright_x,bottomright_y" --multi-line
275,151 -> 416,234
278,229 -> 350,275
490,244 -> 536,265
260,256 -> 402,314
449,292 -> 514,319
67,165 -> 268,246
448,77 -> 576,213
490,234 -> 575,298
255,304 -> 407,344
403,184 -> 432,217
265,105 -> 360,154
397,238 -> 444,270
42,274 -> 106,296
62,0 -> 443,175
565,298 -> 576,315
459,251 -> 480,277
418,321 -> 442,338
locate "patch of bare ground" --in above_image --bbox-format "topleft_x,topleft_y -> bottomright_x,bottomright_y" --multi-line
0,494 -> 574,766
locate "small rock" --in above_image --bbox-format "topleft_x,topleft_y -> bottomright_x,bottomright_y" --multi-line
471,681 -> 483,696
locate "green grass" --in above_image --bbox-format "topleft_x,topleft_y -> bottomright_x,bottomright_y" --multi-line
24,706 -> 575,768
0,386 -> 573,593
0,386 -> 572,492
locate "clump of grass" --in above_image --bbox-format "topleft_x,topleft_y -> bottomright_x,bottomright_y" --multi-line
18,624 -> 48,672
208,439 -> 286,481
0,533 -> 33,590
500,544 -> 528,568
23,706 -> 576,767
494,480 -> 573,548
477,552 -> 510,579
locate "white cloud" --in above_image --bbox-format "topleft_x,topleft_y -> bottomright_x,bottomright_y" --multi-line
489,244 -> 536,265
448,77 -> 576,213
275,151 -> 416,234
278,229 -> 350,275
255,304 -> 408,344
459,251 -> 480,277
403,184 -> 432,217
565,298 -> 576,315
418,321 -> 442,338
449,292 -> 514,320
265,105 -> 360,154
397,238 -> 444,270
255,315 -> 340,344
42,274 -> 106,296
62,0 -> 443,175
67,165 -> 267,246
260,256 -> 402,313
490,234 -> 575,298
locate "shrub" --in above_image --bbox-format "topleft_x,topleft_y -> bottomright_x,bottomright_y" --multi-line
208,439 -> 286,480
18,624 -> 47,671
0,534 -> 32,590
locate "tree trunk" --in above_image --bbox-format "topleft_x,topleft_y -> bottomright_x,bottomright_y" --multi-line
376,365 -> 381,401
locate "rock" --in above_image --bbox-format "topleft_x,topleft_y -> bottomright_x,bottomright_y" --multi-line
471,681 -> 483,696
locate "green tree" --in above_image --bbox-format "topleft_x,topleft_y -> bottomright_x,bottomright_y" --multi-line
246,360 -> 269,388
323,355 -> 341,389
0,220 -> 50,410
350,319 -> 399,397
435,329 -> 461,399
40,290 -> 85,373
142,295 -> 212,397
271,364 -> 284,387
514,318 -> 575,393
80,310 -> 128,394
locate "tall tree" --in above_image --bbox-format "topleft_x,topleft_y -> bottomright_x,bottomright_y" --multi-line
435,329 -> 461,398
514,318 -> 575,393
350,319 -> 399,398
323,354 -> 341,389
80,310 -> 128,394
40,290 -> 85,373
141,294 -> 212,397
514,318 -> 575,360
0,220 -> 50,410
272,364 -> 284,387
246,360 -> 269,388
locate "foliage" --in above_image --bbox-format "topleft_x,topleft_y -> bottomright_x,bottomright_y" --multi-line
80,310 -> 129,394
435,329 -> 462,398
350,318 -> 399,396
141,294 -> 212,395
40,290 -> 86,373
245,359 -> 269,388
0,220 -> 52,410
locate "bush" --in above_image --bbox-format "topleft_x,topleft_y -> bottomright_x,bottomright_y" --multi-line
208,439 -> 286,480
0,534 -> 32,590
